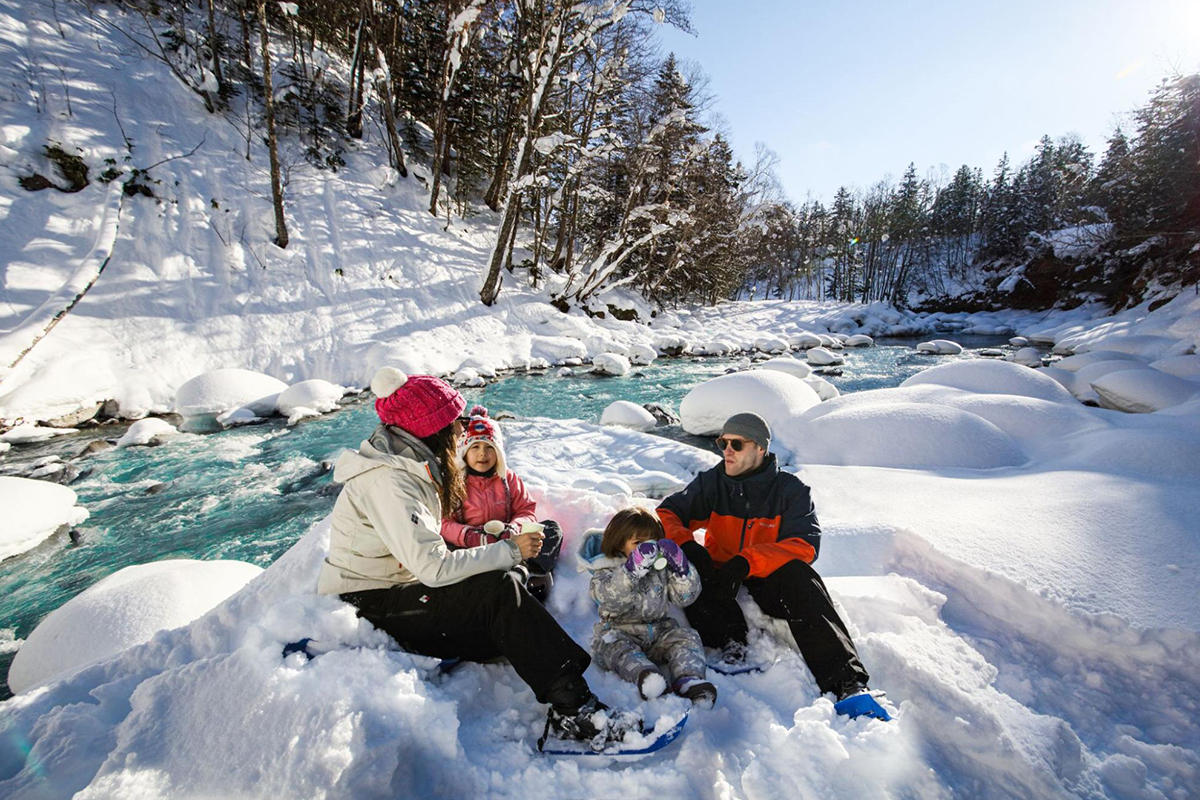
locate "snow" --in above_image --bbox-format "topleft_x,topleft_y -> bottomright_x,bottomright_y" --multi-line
844,334 -> 874,347
754,335 -> 789,353
756,356 -> 812,379
115,417 -> 179,447
901,359 -> 1077,404
592,353 -> 632,377
1,424 -> 77,444
277,380 -> 348,425
8,559 -> 262,694
1008,346 -> 1043,367
679,371 -> 821,462
803,374 -> 840,401
1091,368 -> 1200,413
0,476 -> 89,561
1149,354 -> 1200,380
627,344 -> 657,366
805,347 -> 843,366
599,400 -> 657,431
915,339 -> 963,355
173,368 -> 288,422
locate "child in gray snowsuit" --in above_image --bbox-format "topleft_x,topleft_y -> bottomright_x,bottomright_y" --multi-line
578,507 -> 717,706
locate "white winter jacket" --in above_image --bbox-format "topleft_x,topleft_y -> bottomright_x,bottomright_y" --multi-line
317,426 -> 521,595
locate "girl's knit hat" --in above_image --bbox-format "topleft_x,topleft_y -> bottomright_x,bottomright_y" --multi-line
457,405 -> 507,475
371,367 -> 465,439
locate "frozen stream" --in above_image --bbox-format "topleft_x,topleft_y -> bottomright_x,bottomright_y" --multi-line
0,336 -> 1015,697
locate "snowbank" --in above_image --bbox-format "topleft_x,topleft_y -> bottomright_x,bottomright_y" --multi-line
0,477 -> 89,561
679,371 -> 821,461
278,380 -> 347,424
1091,368 -> 1199,413
115,417 -> 179,448
599,401 -> 656,431
901,360 -> 1077,404
173,369 -> 288,421
8,559 -> 262,694
1,424 -> 77,445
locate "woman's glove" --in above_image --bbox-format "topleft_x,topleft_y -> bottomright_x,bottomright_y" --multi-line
624,541 -> 666,575
713,556 -> 750,600
461,526 -> 488,547
658,539 -> 689,576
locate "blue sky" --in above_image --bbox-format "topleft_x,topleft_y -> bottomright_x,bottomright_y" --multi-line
656,0 -> 1200,203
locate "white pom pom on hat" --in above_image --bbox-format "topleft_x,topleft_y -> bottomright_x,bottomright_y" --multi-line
370,366 -> 409,398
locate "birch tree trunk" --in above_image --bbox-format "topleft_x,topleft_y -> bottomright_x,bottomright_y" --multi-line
257,0 -> 288,248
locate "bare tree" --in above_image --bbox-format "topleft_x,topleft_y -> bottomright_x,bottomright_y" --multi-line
257,0 -> 288,248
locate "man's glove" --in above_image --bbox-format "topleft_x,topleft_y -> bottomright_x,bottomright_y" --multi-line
658,539 -> 689,576
713,556 -> 750,600
680,541 -> 714,581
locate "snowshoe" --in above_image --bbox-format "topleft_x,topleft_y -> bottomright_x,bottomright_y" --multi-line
834,687 -> 893,721
538,694 -> 643,754
674,677 -> 717,708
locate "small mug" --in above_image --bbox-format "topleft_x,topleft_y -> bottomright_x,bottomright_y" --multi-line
483,520 -> 505,536
521,522 -> 545,535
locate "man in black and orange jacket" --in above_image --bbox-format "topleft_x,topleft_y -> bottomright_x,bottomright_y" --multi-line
656,412 -> 873,703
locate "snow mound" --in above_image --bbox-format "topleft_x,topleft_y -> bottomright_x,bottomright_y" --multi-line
901,359 -> 1077,404
1091,368 -> 1200,413
1068,360 -> 1147,403
627,344 -> 657,366
1053,350 -> 1148,373
7,559 -> 262,694
1149,354 -> 1200,381
680,371 -> 821,460
599,401 -> 656,431
806,347 -> 843,366
757,356 -> 812,379
530,335 -> 588,364
1,424 -> 78,444
1008,347 -> 1043,367
592,353 -> 631,376
173,369 -> 288,420
916,339 -> 963,355
803,375 -> 840,401
1009,336 -> 1029,346
116,418 -> 179,448
0,476 -> 89,561
277,379 -> 347,424
789,332 -> 823,349
1062,334 -> 1179,361
785,403 -> 1027,470
844,334 -> 874,347
754,335 -> 789,353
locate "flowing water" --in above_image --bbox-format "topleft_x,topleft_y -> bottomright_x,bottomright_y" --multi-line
0,336 -> 1016,696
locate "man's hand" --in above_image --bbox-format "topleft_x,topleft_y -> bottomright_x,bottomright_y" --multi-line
713,556 -> 750,600
512,531 -> 544,559
681,541 -> 714,581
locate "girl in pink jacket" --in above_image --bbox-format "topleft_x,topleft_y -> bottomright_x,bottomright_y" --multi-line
441,406 -> 561,600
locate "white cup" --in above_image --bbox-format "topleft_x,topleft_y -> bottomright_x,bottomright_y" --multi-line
484,520 -> 505,536
521,522 -> 545,535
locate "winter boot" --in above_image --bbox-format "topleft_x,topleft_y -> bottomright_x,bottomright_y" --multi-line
714,640 -> 749,667
834,684 -> 893,721
674,676 -> 718,708
541,693 -> 641,751
525,562 -> 553,602
637,668 -> 668,700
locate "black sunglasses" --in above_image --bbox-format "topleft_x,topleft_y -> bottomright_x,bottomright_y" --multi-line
715,437 -> 749,452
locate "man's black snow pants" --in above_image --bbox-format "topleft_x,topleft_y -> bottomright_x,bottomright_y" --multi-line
342,571 -> 590,705
684,553 -> 870,696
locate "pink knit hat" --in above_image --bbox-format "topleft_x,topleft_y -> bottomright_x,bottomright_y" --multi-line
371,367 -> 465,439
457,405 -> 507,475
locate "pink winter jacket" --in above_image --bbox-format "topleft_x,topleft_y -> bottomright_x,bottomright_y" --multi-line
440,469 -> 539,547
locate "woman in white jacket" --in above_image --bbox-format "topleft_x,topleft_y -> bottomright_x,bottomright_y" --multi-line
319,367 -> 630,745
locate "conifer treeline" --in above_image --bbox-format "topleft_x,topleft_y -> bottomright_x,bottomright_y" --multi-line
133,1 -> 1199,309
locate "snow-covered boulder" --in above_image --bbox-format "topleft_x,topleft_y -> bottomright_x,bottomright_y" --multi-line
116,418 -> 179,448
650,334 -> 690,356
277,379 -> 347,424
817,334 -> 843,349
754,335 -> 789,353
214,407 -> 263,428
680,370 -> 821,460
901,359 -> 1077,404
8,559 -> 262,694
1063,334 -> 1179,361
173,369 -> 287,420
628,344 -> 657,366
0,477 -> 89,561
1,424 -> 78,445
757,356 -> 812,380
916,340 -> 964,355
1091,368 -> 1200,413
530,335 -> 588,365
1069,361 -> 1146,403
1009,347 -> 1043,367
592,353 -> 631,376
1148,355 -> 1200,381
1009,336 -> 1029,346
1053,350 -> 1147,373
600,401 -> 657,431
452,367 -> 486,387
803,375 -> 840,401
806,347 -> 844,366
784,402 -> 1026,470
789,332 -> 824,350
556,367 -> 573,377
844,334 -> 874,348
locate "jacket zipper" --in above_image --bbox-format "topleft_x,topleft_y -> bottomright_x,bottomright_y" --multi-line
738,485 -> 749,552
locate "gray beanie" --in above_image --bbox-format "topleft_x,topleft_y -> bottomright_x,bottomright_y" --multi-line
721,413 -> 771,451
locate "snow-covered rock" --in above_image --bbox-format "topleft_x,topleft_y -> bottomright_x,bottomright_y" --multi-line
1091,368 -> 1200,413
789,332 -> 824,349
1009,347 -> 1043,367
754,335 -> 789,353
116,418 -> 179,448
530,335 -> 589,365
452,367 -> 486,387
844,334 -> 874,347
277,379 -> 347,424
173,369 -> 287,420
757,356 -> 812,380
806,347 -> 844,366
0,476 -> 89,561
1149,354 -> 1200,381
556,367 -> 573,377
785,402 -> 1027,470
979,348 -> 1005,357
650,333 -> 690,355
8,559 -> 262,694
1069,360 -> 1147,403
680,371 -> 821,460
803,374 -> 840,401
1052,350 -> 1147,373
627,344 -> 657,366
591,353 -> 631,376
1,424 -> 78,445
599,401 -> 657,431
1009,336 -> 1029,346
916,339 -> 964,355
901,360 -> 1077,404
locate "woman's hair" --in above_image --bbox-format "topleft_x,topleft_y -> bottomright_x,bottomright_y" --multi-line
601,507 -> 664,558
420,424 -> 466,517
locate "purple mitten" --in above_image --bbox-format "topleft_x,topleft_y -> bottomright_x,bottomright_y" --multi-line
658,539 -> 689,575
624,540 -> 661,574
